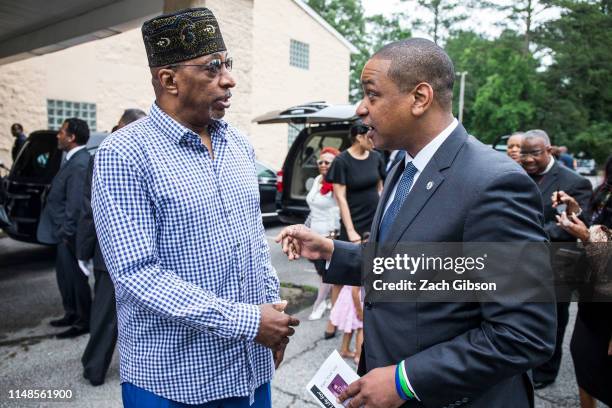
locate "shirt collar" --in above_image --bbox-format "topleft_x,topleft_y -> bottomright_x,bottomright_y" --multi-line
149,102 -> 228,146
405,118 -> 458,173
538,156 -> 555,175
65,145 -> 86,161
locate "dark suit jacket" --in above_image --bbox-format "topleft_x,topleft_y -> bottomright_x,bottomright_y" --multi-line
76,156 -> 106,271
11,133 -> 26,161
325,125 -> 557,408
37,147 -> 90,249
536,161 -> 592,242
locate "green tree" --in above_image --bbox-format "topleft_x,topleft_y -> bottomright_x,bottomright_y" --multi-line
307,0 -> 411,101
573,122 -> 612,164
536,0 -> 612,157
485,0 -> 552,52
410,0 -> 468,44
365,13 -> 412,52
306,0 -> 366,44
445,30 -> 545,141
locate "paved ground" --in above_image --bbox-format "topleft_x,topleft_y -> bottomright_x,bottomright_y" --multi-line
0,224 -> 586,407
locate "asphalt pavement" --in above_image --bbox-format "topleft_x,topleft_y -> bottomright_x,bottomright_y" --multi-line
0,224 -> 586,407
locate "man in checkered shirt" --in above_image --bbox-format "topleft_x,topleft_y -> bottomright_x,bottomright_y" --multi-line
91,8 -> 299,408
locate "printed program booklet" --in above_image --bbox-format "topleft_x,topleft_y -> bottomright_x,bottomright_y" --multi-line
306,350 -> 361,408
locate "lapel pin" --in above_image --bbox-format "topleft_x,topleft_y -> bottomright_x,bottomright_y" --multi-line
426,181 -> 434,190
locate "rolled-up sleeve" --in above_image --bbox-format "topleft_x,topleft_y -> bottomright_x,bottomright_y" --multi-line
92,147 -> 261,341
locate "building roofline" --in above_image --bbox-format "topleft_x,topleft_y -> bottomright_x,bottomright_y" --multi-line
291,0 -> 360,54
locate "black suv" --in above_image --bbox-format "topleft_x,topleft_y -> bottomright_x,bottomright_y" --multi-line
0,130 -> 279,243
0,131 -> 107,243
254,101 -> 359,224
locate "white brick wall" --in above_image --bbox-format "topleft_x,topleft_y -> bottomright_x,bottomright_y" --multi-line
0,29 -> 154,166
205,0 -> 254,139
0,58 -> 47,165
250,0 -> 351,168
0,0 -> 351,171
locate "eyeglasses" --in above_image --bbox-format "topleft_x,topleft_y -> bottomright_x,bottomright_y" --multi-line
169,57 -> 233,75
520,149 -> 545,159
317,160 -> 332,166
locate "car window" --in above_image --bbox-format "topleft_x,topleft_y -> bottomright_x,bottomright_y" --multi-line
492,135 -> 509,152
11,135 -> 62,183
290,129 -> 346,200
255,162 -> 276,179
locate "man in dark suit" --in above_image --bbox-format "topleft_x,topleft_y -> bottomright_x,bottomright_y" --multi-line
520,129 -> 593,389
10,123 -> 27,161
77,108 -> 146,386
37,118 -> 91,339
277,38 -> 556,408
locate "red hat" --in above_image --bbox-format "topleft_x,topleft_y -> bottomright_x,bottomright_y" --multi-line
320,146 -> 340,156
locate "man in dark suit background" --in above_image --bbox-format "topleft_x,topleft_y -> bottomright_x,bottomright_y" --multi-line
520,129 -> 593,389
277,38 -> 556,408
77,108 -> 146,386
37,118 -> 91,339
10,123 -> 27,161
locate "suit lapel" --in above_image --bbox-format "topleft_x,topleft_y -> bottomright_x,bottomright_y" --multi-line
382,166 -> 445,254
380,125 -> 469,255
54,148 -> 86,180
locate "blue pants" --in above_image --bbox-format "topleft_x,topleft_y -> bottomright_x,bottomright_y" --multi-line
122,382 -> 271,408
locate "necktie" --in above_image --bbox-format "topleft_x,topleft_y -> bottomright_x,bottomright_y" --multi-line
378,161 -> 418,243
60,156 -> 68,168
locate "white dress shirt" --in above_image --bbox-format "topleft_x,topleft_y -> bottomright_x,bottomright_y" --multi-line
538,156 -> 555,175
383,118 -> 458,216
65,145 -> 87,161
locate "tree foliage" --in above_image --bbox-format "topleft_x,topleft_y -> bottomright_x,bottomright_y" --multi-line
410,0 -> 468,44
446,31 -> 545,142
308,0 -> 611,163
536,0 -> 612,159
306,0 -> 410,101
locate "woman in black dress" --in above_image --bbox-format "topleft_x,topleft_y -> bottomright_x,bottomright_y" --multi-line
320,122 -> 385,340
326,122 -> 386,243
554,155 -> 612,408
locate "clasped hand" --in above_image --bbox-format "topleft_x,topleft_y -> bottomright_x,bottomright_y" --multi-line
255,303 -> 300,368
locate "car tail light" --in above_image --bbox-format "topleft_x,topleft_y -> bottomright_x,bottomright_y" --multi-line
276,170 -> 283,193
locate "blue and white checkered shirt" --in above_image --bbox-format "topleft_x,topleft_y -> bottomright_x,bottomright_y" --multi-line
91,103 -> 280,404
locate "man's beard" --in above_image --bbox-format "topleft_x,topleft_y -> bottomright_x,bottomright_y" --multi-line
209,107 -> 226,120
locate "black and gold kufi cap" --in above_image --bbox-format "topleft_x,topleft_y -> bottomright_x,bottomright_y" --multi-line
142,7 -> 226,67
